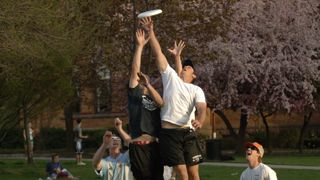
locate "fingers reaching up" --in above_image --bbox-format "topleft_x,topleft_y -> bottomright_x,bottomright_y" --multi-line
139,17 -> 153,32
136,29 -> 150,46
168,40 -> 186,57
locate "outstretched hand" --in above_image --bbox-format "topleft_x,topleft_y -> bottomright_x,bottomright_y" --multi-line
136,29 -> 150,46
139,17 -> 153,32
137,72 -> 150,87
168,40 -> 185,57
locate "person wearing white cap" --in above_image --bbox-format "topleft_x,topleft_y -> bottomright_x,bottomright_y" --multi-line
240,142 -> 277,180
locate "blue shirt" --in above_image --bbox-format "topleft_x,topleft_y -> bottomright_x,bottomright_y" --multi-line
46,162 -> 62,175
95,152 -> 133,180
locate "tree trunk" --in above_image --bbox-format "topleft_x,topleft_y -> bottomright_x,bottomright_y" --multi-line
298,111 -> 313,153
22,103 -> 33,164
64,104 -> 74,153
259,110 -> 272,153
235,108 -> 248,154
214,109 -> 237,139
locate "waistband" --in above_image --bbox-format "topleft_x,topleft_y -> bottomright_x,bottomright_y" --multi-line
161,127 -> 195,133
131,140 -> 152,145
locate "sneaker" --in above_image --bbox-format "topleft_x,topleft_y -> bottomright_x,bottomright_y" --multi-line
77,162 -> 86,166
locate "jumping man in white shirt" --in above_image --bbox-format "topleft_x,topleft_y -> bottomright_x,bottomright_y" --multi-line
140,17 -> 207,180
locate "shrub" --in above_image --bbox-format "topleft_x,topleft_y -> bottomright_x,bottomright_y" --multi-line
220,136 -> 237,150
37,128 -> 67,149
272,128 -> 299,149
247,130 -> 267,146
0,128 -> 24,149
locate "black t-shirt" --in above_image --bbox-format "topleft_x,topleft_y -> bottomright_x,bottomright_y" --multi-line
128,85 -> 161,139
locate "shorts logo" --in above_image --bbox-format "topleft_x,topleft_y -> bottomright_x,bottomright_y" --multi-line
192,154 -> 202,162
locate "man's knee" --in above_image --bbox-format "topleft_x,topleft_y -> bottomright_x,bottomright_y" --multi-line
187,165 -> 200,180
188,173 -> 200,180
174,165 -> 188,180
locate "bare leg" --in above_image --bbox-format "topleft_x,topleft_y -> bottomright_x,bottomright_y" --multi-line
173,165 -> 188,180
187,164 -> 200,180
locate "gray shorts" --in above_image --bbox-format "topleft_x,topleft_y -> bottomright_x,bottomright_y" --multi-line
75,140 -> 83,154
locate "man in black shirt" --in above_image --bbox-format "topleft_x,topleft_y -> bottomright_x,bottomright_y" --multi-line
115,29 -> 164,180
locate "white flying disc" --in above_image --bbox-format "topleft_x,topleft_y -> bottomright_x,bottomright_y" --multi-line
138,9 -> 162,18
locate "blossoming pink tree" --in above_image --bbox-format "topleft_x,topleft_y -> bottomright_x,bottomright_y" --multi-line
196,0 -> 320,152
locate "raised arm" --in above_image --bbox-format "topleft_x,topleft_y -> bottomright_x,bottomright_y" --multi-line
114,118 -> 132,145
92,131 -> 112,170
140,17 -> 168,72
137,72 -> 164,107
129,29 -> 150,88
168,40 -> 185,77
191,102 -> 207,129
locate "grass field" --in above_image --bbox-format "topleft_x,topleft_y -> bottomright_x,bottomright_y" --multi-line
0,157 -> 320,180
231,154 -> 320,166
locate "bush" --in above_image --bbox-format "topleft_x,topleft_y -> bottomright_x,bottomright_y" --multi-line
83,129 -> 108,149
247,130 -> 267,146
0,128 -> 24,149
220,136 -> 237,150
38,128 -> 118,150
0,127 -> 314,151
37,128 -> 67,149
272,129 -> 299,149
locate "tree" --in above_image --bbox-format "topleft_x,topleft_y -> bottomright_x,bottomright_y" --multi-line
196,0 -> 320,153
298,80 -> 320,153
0,0 -> 82,163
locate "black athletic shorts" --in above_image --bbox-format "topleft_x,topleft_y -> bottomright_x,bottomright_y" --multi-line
159,128 -> 203,166
129,142 -> 164,180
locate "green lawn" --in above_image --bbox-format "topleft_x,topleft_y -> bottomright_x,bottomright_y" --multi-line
0,158 -> 320,180
200,166 -> 320,180
231,154 -> 320,166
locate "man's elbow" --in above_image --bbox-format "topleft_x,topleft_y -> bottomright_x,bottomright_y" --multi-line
197,102 -> 207,109
157,100 -> 164,107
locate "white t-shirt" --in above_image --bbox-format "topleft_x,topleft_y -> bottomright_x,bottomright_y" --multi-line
95,152 -> 134,180
161,65 -> 206,127
240,163 -> 277,180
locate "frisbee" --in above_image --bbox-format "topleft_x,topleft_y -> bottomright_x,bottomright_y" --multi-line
138,9 -> 162,18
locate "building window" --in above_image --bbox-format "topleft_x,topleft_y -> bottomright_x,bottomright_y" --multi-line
95,65 -> 111,113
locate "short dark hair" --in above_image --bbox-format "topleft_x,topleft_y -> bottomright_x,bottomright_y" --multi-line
182,58 -> 194,69
51,153 -> 59,161
76,118 -> 82,124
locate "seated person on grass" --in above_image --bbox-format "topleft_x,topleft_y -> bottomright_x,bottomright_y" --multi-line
46,153 -> 77,179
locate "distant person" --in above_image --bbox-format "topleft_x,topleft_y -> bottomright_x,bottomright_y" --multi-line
23,121 -> 34,157
92,130 -> 134,180
240,142 -> 277,180
74,118 -> 88,165
46,153 -> 77,179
